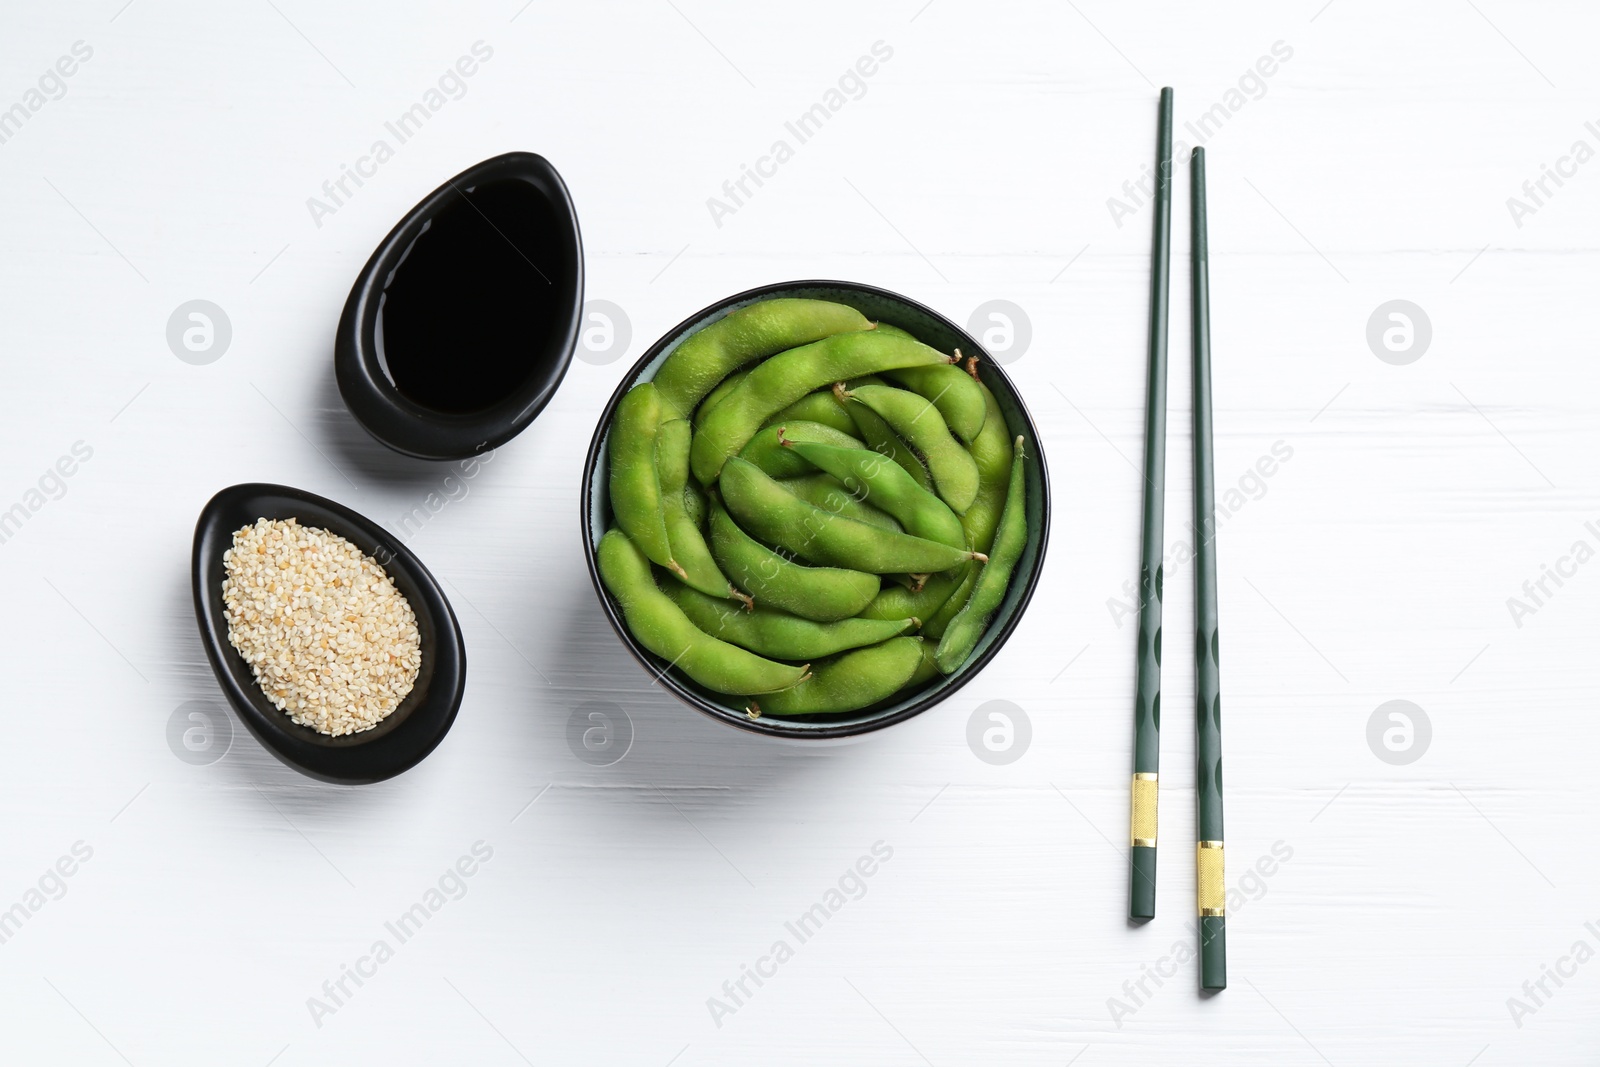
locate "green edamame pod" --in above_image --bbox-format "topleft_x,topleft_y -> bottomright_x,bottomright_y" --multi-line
683,482 -> 707,529
935,437 -> 1029,674
778,473 -> 901,533
921,563 -> 975,639
657,419 -> 747,605
597,529 -> 807,695
881,363 -> 987,442
654,298 -> 873,417
740,421 -> 863,479
781,435 -> 965,549
762,390 -> 857,437
845,383 -> 980,514
871,322 -> 917,341
748,637 -> 926,717
691,331 -> 952,485
858,569 -> 964,622
841,384 -> 934,491
960,383 -> 1013,554
908,637 -> 941,687
721,457 -> 982,574
850,327 -> 985,446
695,368 -> 748,426
608,383 -> 681,575
663,578 -> 914,659
924,387 -> 1013,637
927,390 -> 1015,640
708,497 -> 879,622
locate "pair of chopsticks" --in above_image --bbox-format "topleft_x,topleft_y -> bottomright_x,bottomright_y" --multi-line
1127,86 -> 1226,992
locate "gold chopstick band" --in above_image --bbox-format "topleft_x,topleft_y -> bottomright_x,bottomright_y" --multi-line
1197,841 -> 1225,916
1130,773 -> 1158,847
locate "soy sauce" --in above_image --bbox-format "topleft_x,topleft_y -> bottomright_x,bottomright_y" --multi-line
378,178 -> 563,414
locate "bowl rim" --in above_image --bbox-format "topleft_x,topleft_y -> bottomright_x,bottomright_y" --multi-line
191,482 -> 468,783
335,150 -> 585,461
579,279 -> 1051,739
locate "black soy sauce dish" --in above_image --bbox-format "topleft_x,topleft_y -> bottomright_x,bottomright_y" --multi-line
337,152 -> 584,461
580,280 -> 1052,741
191,484 -> 467,784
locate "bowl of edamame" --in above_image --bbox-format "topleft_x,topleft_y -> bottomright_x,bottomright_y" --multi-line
581,281 -> 1049,738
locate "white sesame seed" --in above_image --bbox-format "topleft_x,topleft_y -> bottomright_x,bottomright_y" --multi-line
222,517 -> 422,737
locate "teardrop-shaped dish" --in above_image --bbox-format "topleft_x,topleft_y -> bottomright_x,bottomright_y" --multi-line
336,151 -> 584,460
191,483 -> 467,784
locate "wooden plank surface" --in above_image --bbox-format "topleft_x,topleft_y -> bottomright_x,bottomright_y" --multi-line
0,1 -> 1594,1062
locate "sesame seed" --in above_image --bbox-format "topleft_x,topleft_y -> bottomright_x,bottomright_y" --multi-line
222,517 -> 421,737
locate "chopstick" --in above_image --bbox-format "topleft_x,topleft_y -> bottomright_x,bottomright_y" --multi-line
1129,87 -> 1173,922
1190,145 -> 1227,991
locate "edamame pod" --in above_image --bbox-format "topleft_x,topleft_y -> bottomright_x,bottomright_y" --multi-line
840,383 -> 934,491
881,363 -> 987,442
858,569 -> 964,622
934,437 -> 1029,673
781,434 -> 965,549
923,386 -> 1013,637
870,324 -> 987,441
657,419 -> 747,605
608,383 -> 681,574
683,482 -> 707,529
691,331 -> 952,485
664,579 -> 914,659
926,399 -> 1017,640
708,497 -> 879,622
597,528 -> 807,695
778,473 -> 901,533
845,383 -> 980,514
748,637 -> 926,717
960,383 -> 1014,555
909,637 -> 941,687
762,390 -> 857,437
871,322 -> 917,341
695,368 -> 749,426
740,421 -> 863,479
721,457 -> 982,574
654,298 -> 873,417
921,563 -> 975,639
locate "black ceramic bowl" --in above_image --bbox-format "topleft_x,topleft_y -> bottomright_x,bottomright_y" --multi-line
192,484 -> 467,783
336,151 -> 584,460
580,281 -> 1051,739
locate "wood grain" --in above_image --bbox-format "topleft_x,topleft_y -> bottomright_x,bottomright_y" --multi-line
0,1 -> 1594,1062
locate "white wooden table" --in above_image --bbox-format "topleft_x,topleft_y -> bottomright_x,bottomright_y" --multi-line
1,1 -> 1594,1062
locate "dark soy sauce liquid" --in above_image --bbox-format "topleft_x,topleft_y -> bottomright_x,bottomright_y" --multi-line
378,179 -> 562,414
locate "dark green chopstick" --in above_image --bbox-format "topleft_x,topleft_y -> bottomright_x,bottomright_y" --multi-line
1190,146 -> 1227,992
1129,86 -> 1173,922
